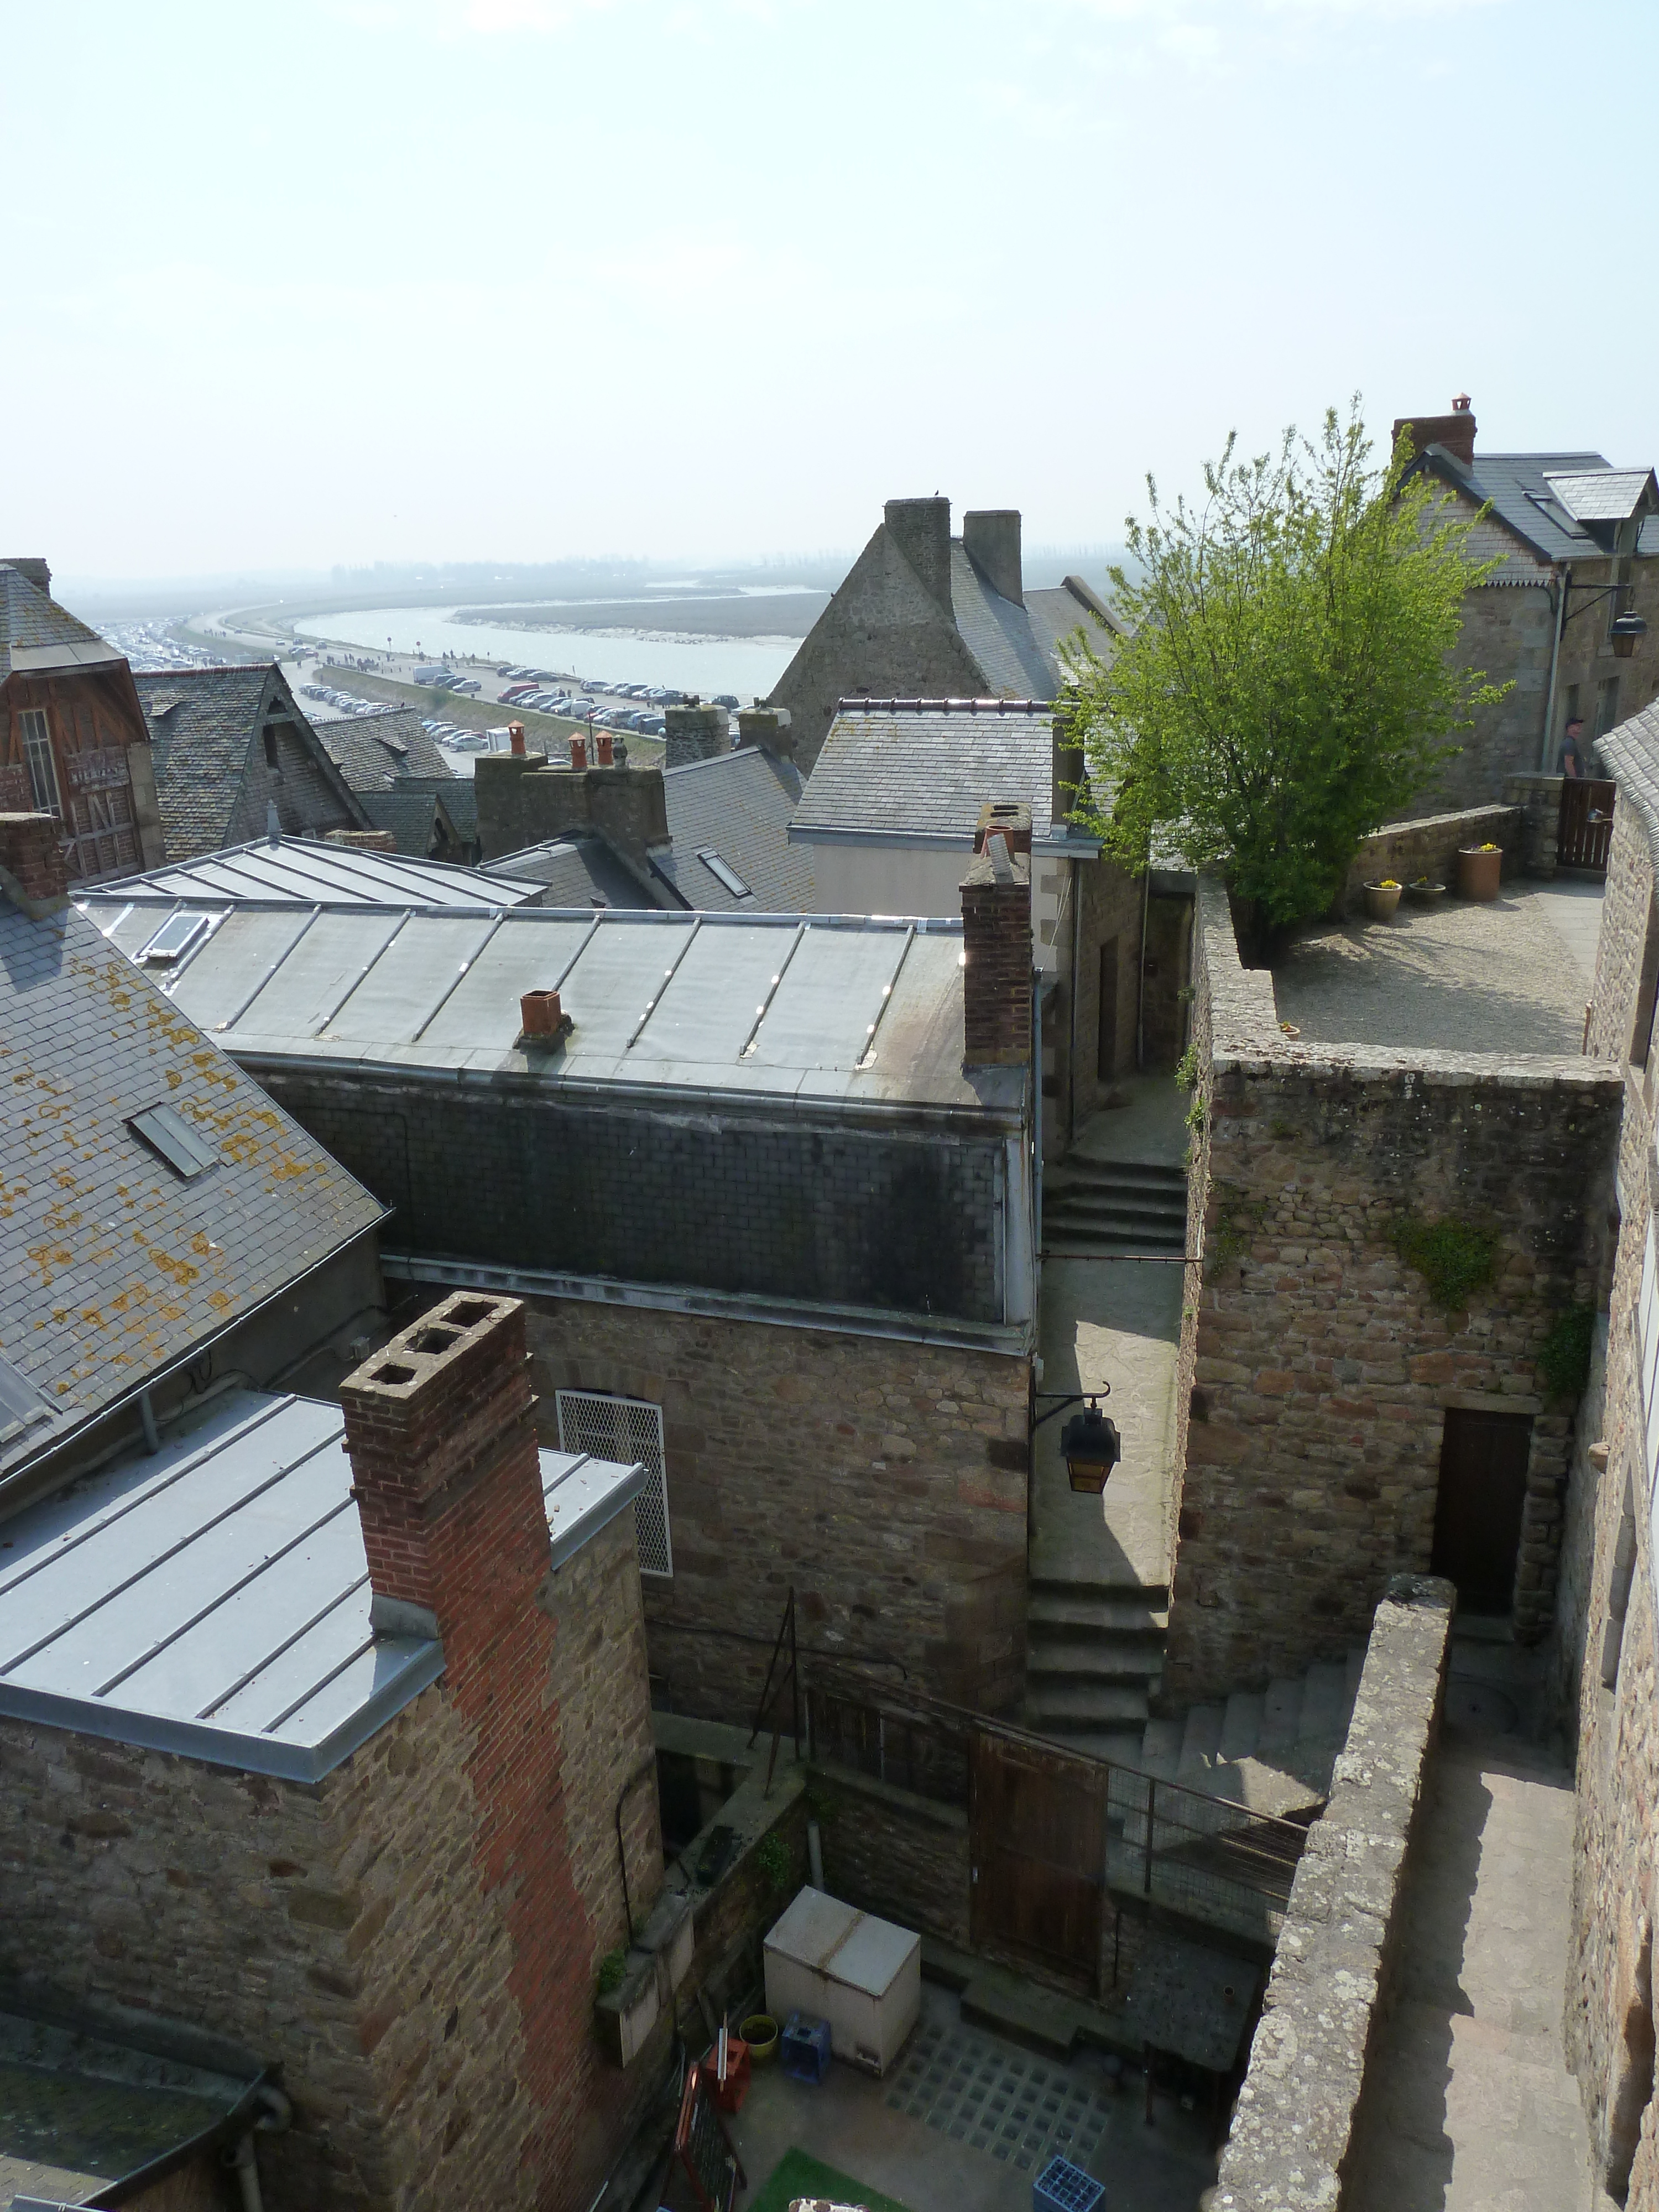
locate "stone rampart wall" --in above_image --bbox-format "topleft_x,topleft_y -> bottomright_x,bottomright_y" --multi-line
1167,874 -> 1620,1705
1338,804 -> 1520,913
1215,1576 -> 1454,2208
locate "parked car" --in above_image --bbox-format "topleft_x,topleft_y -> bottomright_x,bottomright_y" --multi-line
450,677 -> 482,695
712,694 -> 740,710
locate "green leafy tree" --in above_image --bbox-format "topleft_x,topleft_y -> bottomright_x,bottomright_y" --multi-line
1062,402 -> 1509,958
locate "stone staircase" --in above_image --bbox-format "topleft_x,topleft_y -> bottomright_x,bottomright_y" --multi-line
1024,1575 -> 1169,1766
1042,1156 -> 1188,1258
1138,1646 -> 1366,1817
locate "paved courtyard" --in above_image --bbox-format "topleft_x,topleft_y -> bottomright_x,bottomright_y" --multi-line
1272,877 -> 1604,1054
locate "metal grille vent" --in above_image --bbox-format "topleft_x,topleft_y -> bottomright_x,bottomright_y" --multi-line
555,1389 -> 671,1578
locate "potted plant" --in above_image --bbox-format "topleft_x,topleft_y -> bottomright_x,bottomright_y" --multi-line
1406,877 -> 1446,905
1363,878 -> 1402,921
1456,842 -> 1503,900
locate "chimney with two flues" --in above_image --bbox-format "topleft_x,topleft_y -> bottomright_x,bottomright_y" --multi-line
963,510 -> 1023,606
1392,392 -> 1477,469
961,800 -> 1032,1067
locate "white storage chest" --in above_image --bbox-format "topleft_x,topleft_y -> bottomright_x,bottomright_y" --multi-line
763,1887 -> 921,2078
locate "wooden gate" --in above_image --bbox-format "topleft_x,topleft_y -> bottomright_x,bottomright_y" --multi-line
969,1730 -> 1105,1983
1559,778 -> 1616,872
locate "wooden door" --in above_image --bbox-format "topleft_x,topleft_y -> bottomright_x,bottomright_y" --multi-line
969,1730 -> 1104,1981
1431,1408 -> 1532,1616
1559,778 -> 1616,872
1098,937 -> 1120,1082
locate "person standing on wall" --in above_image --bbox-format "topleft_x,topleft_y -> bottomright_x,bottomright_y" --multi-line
1558,714 -> 1588,778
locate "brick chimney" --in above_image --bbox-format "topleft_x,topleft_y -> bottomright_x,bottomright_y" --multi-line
0,812 -> 69,915
324,828 -> 397,853
963,511 -> 1023,606
341,1292 -> 550,1647
961,801 -> 1032,1067
1392,393 -> 1477,469
664,701 -> 727,769
884,497 -> 954,613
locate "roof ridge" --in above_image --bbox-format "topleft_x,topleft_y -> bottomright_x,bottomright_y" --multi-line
833,696 -> 1049,713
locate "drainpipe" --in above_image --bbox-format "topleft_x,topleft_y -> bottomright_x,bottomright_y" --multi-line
1540,564 -> 1569,772
1135,863 -> 1150,1072
1068,854 -> 1082,1142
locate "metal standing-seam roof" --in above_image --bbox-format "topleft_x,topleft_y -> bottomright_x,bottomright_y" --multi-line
791,700 -> 1099,849
655,746 -> 817,911
75,896 -> 1018,1117
0,901 -> 385,1490
89,833 -> 542,908
0,1387 -> 646,1778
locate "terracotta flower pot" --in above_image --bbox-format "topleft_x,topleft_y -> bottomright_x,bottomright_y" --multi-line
1363,881 -> 1402,921
1406,879 -> 1446,905
1457,847 -> 1503,901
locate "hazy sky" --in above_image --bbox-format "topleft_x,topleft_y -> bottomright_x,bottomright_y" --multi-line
7,0 -> 1655,584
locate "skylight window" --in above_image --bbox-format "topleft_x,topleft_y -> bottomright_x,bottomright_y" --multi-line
138,911 -> 210,965
0,1353 -> 52,1447
127,1102 -> 220,1180
697,849 -> 752,899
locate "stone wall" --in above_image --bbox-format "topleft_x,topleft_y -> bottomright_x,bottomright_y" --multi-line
514,1294 -> 1031,1720
1214,1576 -> 1454,2209
1337,804 -> 1521,914
811,1761 -> 972,1949
1165,873 -> 1621,1707
1506,773 -> 1566,877
1427,580 -> 1558,810
256,1067 -> 1008,1329
1564,790 -> 1659,2198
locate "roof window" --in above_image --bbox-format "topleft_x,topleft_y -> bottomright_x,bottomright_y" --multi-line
138,910 -> 210,965
0,1352 -> 52,1447
127,1101 -> 220,1180
697,849 -> 752,899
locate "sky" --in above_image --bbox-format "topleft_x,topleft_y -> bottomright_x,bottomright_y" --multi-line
6,0 -> 1656,586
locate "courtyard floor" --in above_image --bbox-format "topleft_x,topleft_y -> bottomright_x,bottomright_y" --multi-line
1348,1637 -> 1608,2210
722,1979 -> 1217,2212
1272,875 -> 1604,1054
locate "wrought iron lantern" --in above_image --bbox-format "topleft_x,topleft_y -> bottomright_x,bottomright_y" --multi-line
1060,1397 -> 1121,1495
1611,609 -> 1648,660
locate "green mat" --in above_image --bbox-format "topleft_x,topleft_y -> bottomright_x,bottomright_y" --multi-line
746,2145 -> 912,2212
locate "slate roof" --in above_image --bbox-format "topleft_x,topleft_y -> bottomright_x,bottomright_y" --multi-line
655,746 -> 817,911
0,900 -> 384,1495
1597,700 -> 1659,883
791,702 -> 1098,848
134,666 -> 368,860
1024,578 -> 1123,677
489,833 -> 655,909
949,547 -> 1058,698
320,707 -> 457,792
0,565 -> 122,681
1406,447 -> 1659,565
358,785 -> 465,859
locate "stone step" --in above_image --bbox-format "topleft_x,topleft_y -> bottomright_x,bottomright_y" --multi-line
1255,1676 -> 1306,1762
1299,1661 -> 1354,1745
1043,1212 -> 1187,1247
1175,1702 -> 1225,1792
1052,1157 -> 1188,1192
1027,1589 -> 1169,1637
1029,1724 -> 1149,1768
1027,1640 -> 1162,1684
1139,1717 -> 1183,1782
1026,1681 -> 1151,1728
1041,1234 -> 1190,1259
1218,1690 -> 1265,1765
1045,1188 -> 1187,1224
1029,1575 -> 1171,1612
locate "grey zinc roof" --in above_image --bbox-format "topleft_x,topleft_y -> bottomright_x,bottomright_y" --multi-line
791,702 -> 1098,848
74,898 -> 1018,1118
135,665 -> 368,860
86,834 -> 541,907
1408,447 -> 1659,564
655,746 -> 817,911
950,546 -> 1057,698
0,1387 -> 645,1778
0,565 -> 121,681
0,904 -> 384,1490
320,707 -> 457,792
489,833 -> 656,909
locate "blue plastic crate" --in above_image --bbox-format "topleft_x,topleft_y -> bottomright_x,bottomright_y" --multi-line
780,2010 -> 832,2084
1033,2153 -> 1104,2212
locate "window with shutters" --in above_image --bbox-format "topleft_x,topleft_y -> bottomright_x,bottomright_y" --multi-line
555,1389 -> 672,1577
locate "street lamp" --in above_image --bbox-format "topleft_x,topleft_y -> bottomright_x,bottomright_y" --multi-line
1033,1389 -> 1123,1495
1611,609 -> 1648,660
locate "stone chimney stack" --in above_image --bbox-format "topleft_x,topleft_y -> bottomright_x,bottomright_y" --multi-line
0,558 -> 51,596
664,701 -> 728,769
1392,393 -> 1477,469
884,497 -> 954,613
735,705 -> 794,759
963,511 -> 1023,606
961,801 -> 1033,1067
0,812 -> 69,915
341,1292 -> 550,1648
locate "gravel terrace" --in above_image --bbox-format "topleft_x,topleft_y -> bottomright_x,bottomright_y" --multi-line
1271,879 -> 1604,1054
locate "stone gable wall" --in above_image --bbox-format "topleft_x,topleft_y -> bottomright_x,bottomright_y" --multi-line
512,1295 -> 1031,1719
1165,874 -> 1620,1707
